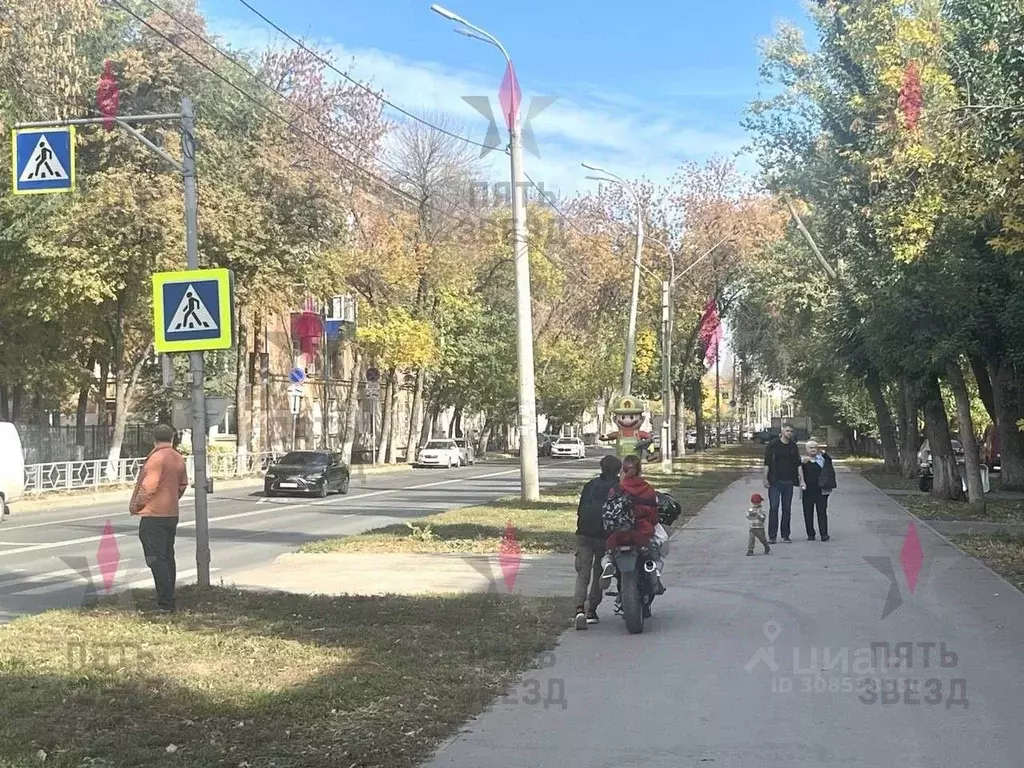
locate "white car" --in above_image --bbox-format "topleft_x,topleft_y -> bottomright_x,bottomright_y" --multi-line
416,439 -> 463,468
551,436 -> 586,459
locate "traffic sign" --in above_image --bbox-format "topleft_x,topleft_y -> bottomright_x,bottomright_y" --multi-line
12,127 -> 76,195
152,268 -> 234,353
289,367 -> 306,385
289,385 -> 303,415
366,381 -> 381,399
366,367 -> 380,383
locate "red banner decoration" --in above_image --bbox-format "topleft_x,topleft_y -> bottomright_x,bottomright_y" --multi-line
97,60 -> 119,132
291,296 -> 324,363
698,298 -> 721,366
898,60 -> 923,131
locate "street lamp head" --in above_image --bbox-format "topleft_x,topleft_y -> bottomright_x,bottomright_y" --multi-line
430,4 -> 465,23
581,161 -> 606,173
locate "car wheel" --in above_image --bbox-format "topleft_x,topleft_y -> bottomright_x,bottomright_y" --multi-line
339,475 -> 350,495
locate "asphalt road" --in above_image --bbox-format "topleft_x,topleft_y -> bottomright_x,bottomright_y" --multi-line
0,455 -> 603,623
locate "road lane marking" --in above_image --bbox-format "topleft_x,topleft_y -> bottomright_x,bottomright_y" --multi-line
0,468 -> 525,556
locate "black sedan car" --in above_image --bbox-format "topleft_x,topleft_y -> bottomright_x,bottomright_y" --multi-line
264,450 -> 351,497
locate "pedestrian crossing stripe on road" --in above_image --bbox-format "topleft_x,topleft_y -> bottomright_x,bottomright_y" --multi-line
0,562 -> 220,598
166,284 -> 218,332
18,135 -> 70,182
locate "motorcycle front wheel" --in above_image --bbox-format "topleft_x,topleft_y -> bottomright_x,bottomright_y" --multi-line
620,569 -> 644,634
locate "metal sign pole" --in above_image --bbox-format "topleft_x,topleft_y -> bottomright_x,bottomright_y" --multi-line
181,98 -> 211,587
13,96 -> 216,587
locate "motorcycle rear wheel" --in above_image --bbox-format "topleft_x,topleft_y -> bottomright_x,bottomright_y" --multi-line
620,569 -> 644,634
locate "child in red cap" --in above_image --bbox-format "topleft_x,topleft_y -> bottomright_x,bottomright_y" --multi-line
747,493 -> 771,556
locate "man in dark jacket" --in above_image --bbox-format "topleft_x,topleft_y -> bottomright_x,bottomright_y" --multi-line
573,454 -> 621,630
800,440 -> 837,541
762,424 -> 805,543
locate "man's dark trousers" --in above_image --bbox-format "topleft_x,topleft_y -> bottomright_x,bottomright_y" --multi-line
768,481 -> 794,541
139,516 -> 178,610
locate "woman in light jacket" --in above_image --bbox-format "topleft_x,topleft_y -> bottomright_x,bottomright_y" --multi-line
801,440 -> 837,541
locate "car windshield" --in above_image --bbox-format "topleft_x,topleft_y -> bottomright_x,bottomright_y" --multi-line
278,452 -> 328,467
424,440 -> 453,449
556,437 -> 577,443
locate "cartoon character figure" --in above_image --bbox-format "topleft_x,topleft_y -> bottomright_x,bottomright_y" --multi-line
601,395 -> 652,458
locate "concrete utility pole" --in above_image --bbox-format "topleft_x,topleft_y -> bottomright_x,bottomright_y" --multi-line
15,98 -> 214,586
431,4 -> 539,500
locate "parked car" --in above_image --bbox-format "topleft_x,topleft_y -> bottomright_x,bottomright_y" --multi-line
981,424 -> 1001,471
453,437 -> 476,466
917,439 -> 965,493
551,436 -> 586,459
264,450 -> 350,497
417,438 -> 463,468
0,422 -> 24,521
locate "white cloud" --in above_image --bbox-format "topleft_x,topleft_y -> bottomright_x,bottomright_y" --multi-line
205,16 -> 751,197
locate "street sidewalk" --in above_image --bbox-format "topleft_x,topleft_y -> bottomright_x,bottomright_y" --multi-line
420,469 -> 1024,768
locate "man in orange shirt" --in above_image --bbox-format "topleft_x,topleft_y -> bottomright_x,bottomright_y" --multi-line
130,424 -> 189,612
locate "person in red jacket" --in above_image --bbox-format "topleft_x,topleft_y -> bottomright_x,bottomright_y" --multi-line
599,454 -> 660,588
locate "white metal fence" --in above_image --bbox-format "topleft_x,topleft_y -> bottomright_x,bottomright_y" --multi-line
22,451 -> 283,495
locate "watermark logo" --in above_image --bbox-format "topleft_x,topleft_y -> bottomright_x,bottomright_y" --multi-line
60,519 -> 137,610
462,522 -> 522,593
463,61 -> 556,158
744,621 -> 968,709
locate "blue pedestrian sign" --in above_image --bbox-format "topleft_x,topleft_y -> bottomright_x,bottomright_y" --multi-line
12,127 -> 76,195
289,367 -> 306,385
152,268 -> 234,353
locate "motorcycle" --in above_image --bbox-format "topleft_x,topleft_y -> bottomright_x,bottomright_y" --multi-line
609,543 -> 661,634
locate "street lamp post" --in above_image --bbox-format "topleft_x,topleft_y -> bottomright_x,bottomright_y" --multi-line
431,4 -> 539,501
581,163 -> 644,397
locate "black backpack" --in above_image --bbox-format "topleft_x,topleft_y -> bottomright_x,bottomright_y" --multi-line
656,492 -> 682,526
602,489 -> 635,533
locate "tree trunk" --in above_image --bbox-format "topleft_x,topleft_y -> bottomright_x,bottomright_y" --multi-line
865,367 -> 900,472
921,373 -> 962,500
11,384 -> 24,423
387,369 -> 401,464
249,320 -> 262,456
674,384 -> 686,455
235,311 -> 251,472
989,361 -> 1024,491
104,344 -> 152,482
96,358 -> 109,427
422,399 -> 439,444
451,405 -> 464,438
405,369 -> 426,464
946,359 -> 986,513
376,370 -> 394,465
478,415 -> 492,454
968,352 -> 996,425
341,352 -> 362,465
75,375 -> 91,462
0,386 -> 8,420
692,379 -> 705,451
901,378 -> 920,479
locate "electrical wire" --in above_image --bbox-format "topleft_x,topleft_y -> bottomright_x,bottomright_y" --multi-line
230,0 -> 495,153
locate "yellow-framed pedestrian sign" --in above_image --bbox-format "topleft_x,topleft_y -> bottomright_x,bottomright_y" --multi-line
152,268 -> 234,353
12,127 -> 76,195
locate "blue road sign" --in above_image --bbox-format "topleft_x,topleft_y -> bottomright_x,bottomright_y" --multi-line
152,268 -> 234,353
289,367 -> 306,385
12,127 -> 76,195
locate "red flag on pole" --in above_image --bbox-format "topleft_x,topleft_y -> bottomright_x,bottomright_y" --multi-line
698,298 -> 721,366
97,60 -> 119,132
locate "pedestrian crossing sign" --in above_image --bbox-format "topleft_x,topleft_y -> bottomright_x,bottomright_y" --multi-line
11,127 -> 76,195
152,268 -> 234,353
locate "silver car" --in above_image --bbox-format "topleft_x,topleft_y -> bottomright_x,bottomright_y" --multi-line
453,437 -> 476,466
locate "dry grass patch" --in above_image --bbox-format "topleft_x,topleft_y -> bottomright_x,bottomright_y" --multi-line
950,532 -> 1024,593
0,586 -> 571,768
898,494 -> 1024,524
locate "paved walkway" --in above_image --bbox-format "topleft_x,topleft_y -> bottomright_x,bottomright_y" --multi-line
421,470 -> 1024,768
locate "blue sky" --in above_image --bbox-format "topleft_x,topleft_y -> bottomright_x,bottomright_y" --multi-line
199,0 -> 816,197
